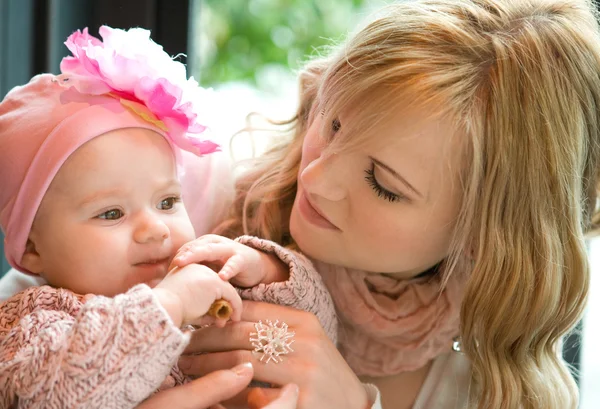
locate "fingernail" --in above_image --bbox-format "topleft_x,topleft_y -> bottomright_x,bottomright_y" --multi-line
232,362 -> 253,376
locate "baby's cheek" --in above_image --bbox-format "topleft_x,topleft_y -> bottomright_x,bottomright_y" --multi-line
173,218 -> 196,247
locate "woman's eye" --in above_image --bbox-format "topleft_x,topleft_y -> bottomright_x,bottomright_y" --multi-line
158,196 -> 181,210
319,108 -> 340,136
364,165 -> 405,203
332,118 -> 341,133
97,209 -> 123,220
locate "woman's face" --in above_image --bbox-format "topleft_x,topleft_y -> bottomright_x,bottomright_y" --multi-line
289,108 -> 465,278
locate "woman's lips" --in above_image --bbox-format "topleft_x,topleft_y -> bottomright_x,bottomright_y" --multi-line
298,191 -> 340,230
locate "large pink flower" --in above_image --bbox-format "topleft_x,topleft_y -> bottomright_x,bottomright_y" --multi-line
60,26 -> 219,156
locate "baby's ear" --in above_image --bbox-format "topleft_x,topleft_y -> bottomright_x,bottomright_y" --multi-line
20,239 -> 44,274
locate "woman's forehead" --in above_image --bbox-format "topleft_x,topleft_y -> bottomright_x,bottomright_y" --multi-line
375,112 -> 462,160
333,96 -> 461,148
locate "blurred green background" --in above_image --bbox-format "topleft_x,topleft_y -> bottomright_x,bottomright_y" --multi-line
191,0 -> 376,89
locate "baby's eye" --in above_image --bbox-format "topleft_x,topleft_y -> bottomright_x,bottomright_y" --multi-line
97,209 -> 123,220
158,196 -> 181,210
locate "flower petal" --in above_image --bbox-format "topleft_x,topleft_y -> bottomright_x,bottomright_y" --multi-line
59,25 -> 219,156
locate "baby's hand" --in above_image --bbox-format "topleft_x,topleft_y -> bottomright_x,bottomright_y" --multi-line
171,235 -> 288,288
152,263 -> 242,328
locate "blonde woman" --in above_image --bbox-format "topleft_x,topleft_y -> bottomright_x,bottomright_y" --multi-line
2,0 -> 599,408
171,0 -> 600,408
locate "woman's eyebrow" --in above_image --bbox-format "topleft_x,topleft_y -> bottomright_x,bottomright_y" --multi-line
369,156 -> 424,198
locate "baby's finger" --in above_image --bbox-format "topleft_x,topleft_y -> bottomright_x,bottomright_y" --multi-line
173,243 -> 235,267
218,254 -> 245,281
177,234 -> 227,253
219,282 -> 243,321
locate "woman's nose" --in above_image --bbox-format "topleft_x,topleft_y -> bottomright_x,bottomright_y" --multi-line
300,153 -> 346,202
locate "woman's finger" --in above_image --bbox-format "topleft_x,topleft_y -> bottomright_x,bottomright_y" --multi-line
179,350 -> 255,377
136,363 -> 254,409
183,315 -> 311,361
184,321 -> 255,354
241,301 -> 312,327
217,384 -> 299,409
185,302 -> 310,355
179,349 -> 303,387
248,388 -> 279,409
267,384 -> 300,409
219,388 -> 251,409
249,384 -> 299,409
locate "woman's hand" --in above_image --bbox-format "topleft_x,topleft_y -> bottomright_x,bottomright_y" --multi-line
254,384 -> 300,409
171,234 -> 289,287
177,301 -> 370,409
137,363 -> 299,409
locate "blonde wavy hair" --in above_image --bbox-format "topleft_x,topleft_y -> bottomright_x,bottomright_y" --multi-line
215,0 -> 600,408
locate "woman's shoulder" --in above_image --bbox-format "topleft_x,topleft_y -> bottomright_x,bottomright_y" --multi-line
413,352 -> 472,409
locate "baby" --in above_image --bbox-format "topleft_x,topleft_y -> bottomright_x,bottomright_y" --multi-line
0,26 -> 282,409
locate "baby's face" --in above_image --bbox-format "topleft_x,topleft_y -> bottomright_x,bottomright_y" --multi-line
23,128 -> 196,296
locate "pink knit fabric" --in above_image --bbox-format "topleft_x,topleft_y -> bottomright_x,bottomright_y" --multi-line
0,235 -> 462,408
236,236 -> 338,344
237,237 -> 466,378
0,285 -> 189,409
317,261 -> 466,377
0,237 -> 338,408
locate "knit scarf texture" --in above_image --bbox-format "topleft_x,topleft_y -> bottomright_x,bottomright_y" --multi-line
316,260 -> 466,377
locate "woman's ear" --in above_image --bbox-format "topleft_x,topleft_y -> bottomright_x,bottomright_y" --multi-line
20,239 -> 44,274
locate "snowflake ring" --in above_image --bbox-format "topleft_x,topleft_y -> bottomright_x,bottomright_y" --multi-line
249,319 -> 295,364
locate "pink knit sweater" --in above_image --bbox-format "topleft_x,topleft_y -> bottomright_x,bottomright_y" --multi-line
0,284 -> 189,409
0,237 -> 337,409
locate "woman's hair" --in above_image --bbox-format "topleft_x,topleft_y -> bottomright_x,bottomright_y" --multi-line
215,1 -> 600,408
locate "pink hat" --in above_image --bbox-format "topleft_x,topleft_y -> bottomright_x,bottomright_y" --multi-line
0,26 -> 220,273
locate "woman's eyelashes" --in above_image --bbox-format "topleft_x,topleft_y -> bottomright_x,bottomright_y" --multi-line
319,113 -> 405,203
319,110 -> 341,137
332,118 -> 341,134
364,164 -> 406,203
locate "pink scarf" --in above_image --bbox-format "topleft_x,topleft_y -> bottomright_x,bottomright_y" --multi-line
316,260 -> 466,377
